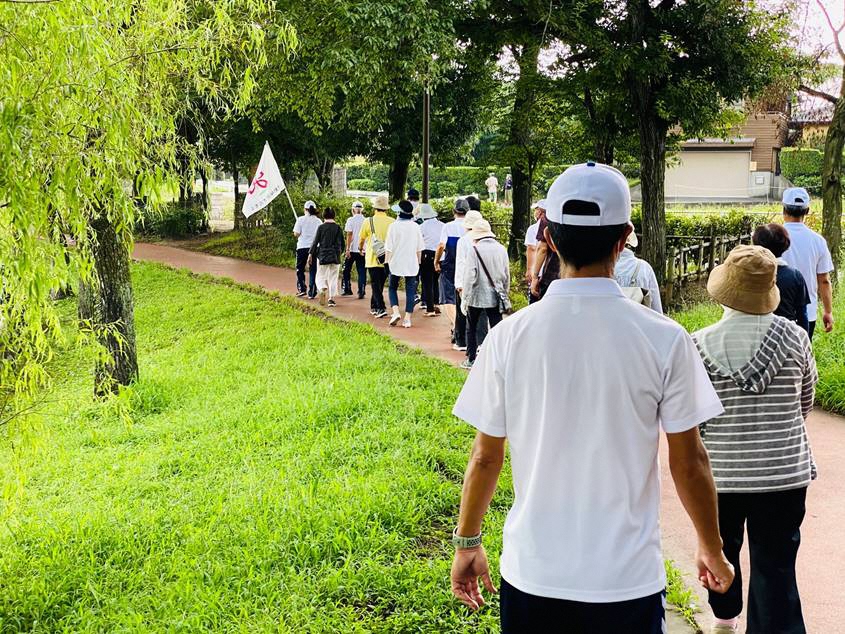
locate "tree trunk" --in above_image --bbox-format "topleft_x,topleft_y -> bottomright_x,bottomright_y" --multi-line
200,166 -> 209,232
821,71 -> 845,280
507,41 -> 541,258
509,165 -> 532,259
317,159 -> 334,194
636,111 -> 668,284
89,211 -> 139,395
389,157 -> 411,202
233,166 -> 241,230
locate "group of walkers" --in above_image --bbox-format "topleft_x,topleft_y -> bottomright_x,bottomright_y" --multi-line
294,190 -> 513,367
448,163 -> 835,634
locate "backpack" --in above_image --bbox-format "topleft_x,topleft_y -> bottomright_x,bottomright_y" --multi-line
619,259 -> 653,309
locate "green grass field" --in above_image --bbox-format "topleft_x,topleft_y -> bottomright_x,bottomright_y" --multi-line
0,263 -> 700,632
672,291 -> 845,415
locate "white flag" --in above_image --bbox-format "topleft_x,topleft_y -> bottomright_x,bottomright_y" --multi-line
242,142 -> 286,218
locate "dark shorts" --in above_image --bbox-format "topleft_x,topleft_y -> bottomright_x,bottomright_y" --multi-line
500,578 -> 665,634
439,275 -> 456,305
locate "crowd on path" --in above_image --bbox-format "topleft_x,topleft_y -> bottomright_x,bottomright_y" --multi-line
291,166 -> 835,634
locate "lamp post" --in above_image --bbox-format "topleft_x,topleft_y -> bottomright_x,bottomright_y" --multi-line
422,85 -> 430,203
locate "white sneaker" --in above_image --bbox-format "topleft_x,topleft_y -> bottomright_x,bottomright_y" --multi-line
711,624 -> 739,634
452,344 -> 467,352
389,313 -> 401,326
403,317 -> 412,328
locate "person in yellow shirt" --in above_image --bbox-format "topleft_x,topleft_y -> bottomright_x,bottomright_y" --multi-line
359,194 -> 395,318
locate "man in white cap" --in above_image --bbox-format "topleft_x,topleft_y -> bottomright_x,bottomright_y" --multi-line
449,162 -> 734,632
613,230 -> 663,313
780,187 -> 834,338
342,201 -> 367,298
293,200 -> 322,299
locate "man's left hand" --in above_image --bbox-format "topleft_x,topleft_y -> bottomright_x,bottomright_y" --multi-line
823,312 -> 834,333
451,546 -> 496,611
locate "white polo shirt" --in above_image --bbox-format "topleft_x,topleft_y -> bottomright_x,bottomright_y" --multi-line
421,217 -> 444,252
782,222 -> 834,322
453,278 -> 723,603
524,221 -> 540,248
384,218 -> 425,277
344,214 -> 366,252
293,214 -> 322,250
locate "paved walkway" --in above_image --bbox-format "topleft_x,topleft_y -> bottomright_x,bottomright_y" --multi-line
134,242 -> 845,633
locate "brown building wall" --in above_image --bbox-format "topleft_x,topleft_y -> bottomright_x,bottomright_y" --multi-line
739,113 -> 787,172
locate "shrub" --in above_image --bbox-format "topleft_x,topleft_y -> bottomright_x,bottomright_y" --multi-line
347,178 -> 376,191
435,181 -> 458,197
135,202 -> 206,238
788,174 -> 822,196
780,148 -> 823,181
631,206 -> 758,238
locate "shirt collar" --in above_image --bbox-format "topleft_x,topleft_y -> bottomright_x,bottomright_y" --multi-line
617,248 -> 635,261
545,277 -> 625,298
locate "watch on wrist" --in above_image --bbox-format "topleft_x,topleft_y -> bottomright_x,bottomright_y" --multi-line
452,527 -> 482,550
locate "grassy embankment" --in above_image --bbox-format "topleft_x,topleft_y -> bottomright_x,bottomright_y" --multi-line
1,263 -> 698,631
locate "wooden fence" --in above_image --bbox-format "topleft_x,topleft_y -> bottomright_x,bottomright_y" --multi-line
663,231 -> 752,305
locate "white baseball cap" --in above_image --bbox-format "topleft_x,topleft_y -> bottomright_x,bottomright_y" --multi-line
782,187 -> 810,209
545,162 -> 631,226
532,199 -> 547,210
304,200 -> 317,210
351,200 -> 364,209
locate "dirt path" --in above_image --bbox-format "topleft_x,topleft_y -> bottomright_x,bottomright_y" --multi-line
134,242 -> 845,632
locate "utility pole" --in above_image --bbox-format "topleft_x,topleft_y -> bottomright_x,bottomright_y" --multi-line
422,86 -> 430,203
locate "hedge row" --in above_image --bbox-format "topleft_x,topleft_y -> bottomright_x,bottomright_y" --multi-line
780,148 -> 822,195
344,163 -> 641,198
135,202 -> 207,238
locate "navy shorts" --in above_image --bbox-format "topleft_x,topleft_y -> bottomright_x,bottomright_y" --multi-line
500,578 -> 665,634
439,275 -> 456,305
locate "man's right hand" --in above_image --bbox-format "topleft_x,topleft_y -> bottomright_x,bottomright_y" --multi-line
823,312 -> 834,333
435,261 -> 441,273
696,547 -> 734,594
530,276 -> 540,298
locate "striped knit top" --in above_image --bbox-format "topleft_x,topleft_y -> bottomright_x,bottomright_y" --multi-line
692,314 -> 817,493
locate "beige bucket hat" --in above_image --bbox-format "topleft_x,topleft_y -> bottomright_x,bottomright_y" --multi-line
468,218 -> 496,240
372,194 -> 390,211
707,245 -> 780,315
462,209 -> 483,229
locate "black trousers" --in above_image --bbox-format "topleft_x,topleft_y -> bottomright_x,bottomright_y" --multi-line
368,265 -> 388,312
467,306 -> 501,361
454,293 -> 467,347
342,252 -> 367,296
501,578 -> 665,634
708,487 -> 807,633
808,320 -> 816,340
419,250 -> 439,311
296,248 -> 317,297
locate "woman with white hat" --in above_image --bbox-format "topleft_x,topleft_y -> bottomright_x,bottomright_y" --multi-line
692,245 -> 817,634
384,200 -> 425,328
459,217 -> 509,369
418,203 -> 443,316
613,230 -> 663,313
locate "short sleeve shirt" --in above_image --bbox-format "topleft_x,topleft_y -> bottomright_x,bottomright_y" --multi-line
453,278 -> 723,602
358,212 -> 395,268
524,221 -> 540,248
344,214 -> 366,252
782,223 -> 834,321
293,214 -> 322,250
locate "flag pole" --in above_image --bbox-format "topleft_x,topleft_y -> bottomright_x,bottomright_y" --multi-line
284,187 -> 298,221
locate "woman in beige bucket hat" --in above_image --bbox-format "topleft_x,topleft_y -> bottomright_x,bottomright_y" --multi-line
692,244 -> 817,634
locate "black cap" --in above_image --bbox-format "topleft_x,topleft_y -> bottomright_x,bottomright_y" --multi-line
454,198 -> 470,214
407,188 -> 420,200
398,200 -> 415,215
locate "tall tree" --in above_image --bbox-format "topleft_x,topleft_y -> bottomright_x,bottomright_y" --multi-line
799,0 -> 845,278
560,0 -> 793,281
1,0 -> 293,411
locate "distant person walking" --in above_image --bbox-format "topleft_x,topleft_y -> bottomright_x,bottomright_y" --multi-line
613,231 -> 663,313
753,223 -> 811,333
407,188 -> 421,215
436,198 -> 469,350
293,200 -> 322,299
309,208 -> 344,307
485,173 -> 499,203
385,200 -> 425,328
459,218 -> 509,369
780,187 -> 834,338
693,245 -> 817,634
504,173 -> 513,204
455,199 -> 488,352
359,195 -> 394,318
342,201 -> 367,298
524,200 -> 545,295
418,203 -> 443,317
450,163 -> 732,633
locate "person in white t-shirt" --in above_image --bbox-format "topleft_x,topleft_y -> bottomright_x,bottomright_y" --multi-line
780,187 -> 835,339
342,201 -> 367,298
418,204 -> 444,316
524,200 -> 545,291
484,173 -> 499,203
613,231 -> 663,313
449,163 -> 734,633
293,200 -> 322,298
385,200 -> 425,328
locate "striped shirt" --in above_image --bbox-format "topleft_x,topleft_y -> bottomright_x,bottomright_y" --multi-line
692,315 -> 817,493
